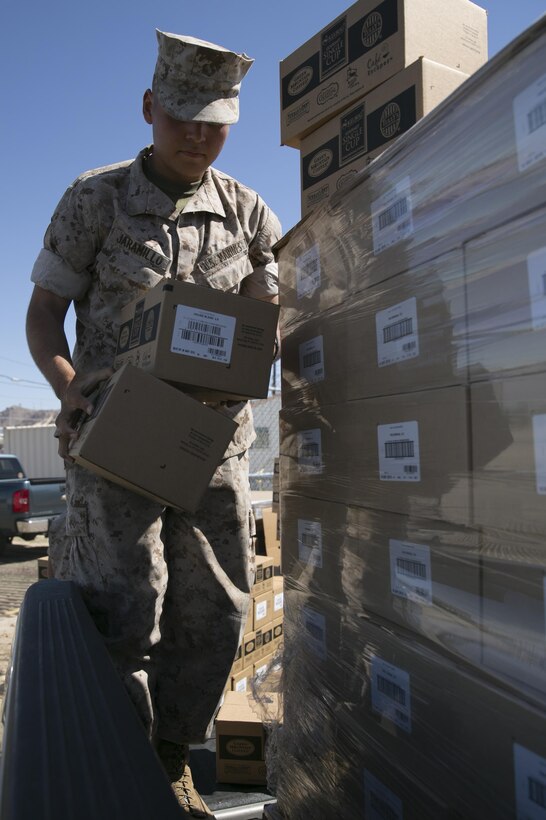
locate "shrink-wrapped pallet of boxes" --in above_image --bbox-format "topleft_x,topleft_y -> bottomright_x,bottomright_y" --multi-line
271,15 -> 546,820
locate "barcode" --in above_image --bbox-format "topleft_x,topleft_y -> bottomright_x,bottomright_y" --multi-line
527,99 -> 546,135
529,777 -> 546,808
187,319 -> 222,336
377,674 -> 406,705
378,197 -> 408,231
385,439 -> 414,459
301,533 -> 319,547
404,464 -> 418,474
303,350 -> 322,368
180,329 -> 226,348
396,558 -> 427,579
402,341 -> 417,352
300,443 -> 319,458
383,317 -> 413,343
301,258 -> 319,279
369,790 -> 399,820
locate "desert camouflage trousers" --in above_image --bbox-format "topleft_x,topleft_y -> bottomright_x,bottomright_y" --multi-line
48,451 -> 255,744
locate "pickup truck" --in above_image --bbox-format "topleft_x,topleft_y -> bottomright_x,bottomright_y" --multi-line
0,454 -> 66,555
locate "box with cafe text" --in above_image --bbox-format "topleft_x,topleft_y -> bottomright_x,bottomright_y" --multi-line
114,280 -> 279,402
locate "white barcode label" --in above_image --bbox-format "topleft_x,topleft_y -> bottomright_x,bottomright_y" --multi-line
513,74 -> 546,172
363,770 -> 403,820
303,607 -> 327,660
297,429 -> 324,474
297,519 -> 323,568
235,677 -> 248,692
378,421 -> 421,482
371,656 -> 412,733
296,244 -> 321,298
376,297 -> 419,367
299,335 -> 325,383
527,247 -> 546,331
514,743 -> 546,819
389,539 -> 432,605
255,600 -> 268,621
533,414 -> 546,495
274,592 -> 284,612
372,177 -> 414,255
171,305 -> 235,363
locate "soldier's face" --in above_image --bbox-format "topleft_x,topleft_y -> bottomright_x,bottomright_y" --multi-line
143,90 -> 230,184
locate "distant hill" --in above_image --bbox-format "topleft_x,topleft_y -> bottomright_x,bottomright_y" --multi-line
0,405 -> 59,428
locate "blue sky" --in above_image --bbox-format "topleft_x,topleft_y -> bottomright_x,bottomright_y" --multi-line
1,0 -> 544,410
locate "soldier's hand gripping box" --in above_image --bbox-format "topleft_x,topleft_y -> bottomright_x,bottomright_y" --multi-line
68,363 -> 237,513
279,0 -> 487,147
114,280 -> 279,402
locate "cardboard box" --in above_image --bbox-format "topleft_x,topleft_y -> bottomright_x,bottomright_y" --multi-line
300,58 -> 469,216
279,385 -> 471,525
216,690 -> 279,785
277,18 -> 546,311
252,590 -> 274,632
254,555 -> 274,594
243,630 -> 257,669
272,576 -> 284,617
272,616 -> 284,650
114,280 -> 279,401
481,557 -> 546,706
471,373 -> 546,536
261,506 -> 281,567
281,249 -> 467,407
279,0 -> 487,146
254,624 -> 274,662
230,643 -> 244,675
230,668 -> 251,693
465,205 -> 546,382
69,364 -> 237,512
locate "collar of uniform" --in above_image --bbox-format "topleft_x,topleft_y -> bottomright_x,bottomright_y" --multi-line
126,148 -> 226,219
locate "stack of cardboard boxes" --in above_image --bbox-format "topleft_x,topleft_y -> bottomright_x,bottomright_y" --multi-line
275,6 -> 546,819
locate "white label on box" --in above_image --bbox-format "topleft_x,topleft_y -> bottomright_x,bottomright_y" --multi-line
376,297 -> 419,367
371,656 -> 412,733
255,600 -> 268,622
513,74 -> 546,173
527,247 -> 546,331
303,607 -> 327,660
235,677 -> 248,692
297,519 -> 323,568
514,743 -> 546,819
297,429 -> 323,474
389,539 -> 432,605
171,305 -> 235,363
299,335 -> 325,383
363,769 -> 403,820
533,414 -> 546,495
274,592 -> 284,612
255,663 -> 268,681
372,177 -> 414,255
296,244 -> 321,298
378,421 -> 420,482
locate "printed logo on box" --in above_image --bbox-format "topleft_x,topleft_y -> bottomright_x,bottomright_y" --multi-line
378,421 -> 420,482
321,17 -> 347,80
372,177 -> 414,255
513,73 -> 546,172
287,66 -> 314,98
389,539 -> 432,605
363,770 -> 403,820
513,743 -> 546,819
171,305 -> 235,364
340,103 -> 366,165
297,429 -> 323,474
532,414 -> 546,495
527,247 -> 546,331
296,244 -> 321,298
361,11 -> 383,48
297,519 -> 323,568
371,656 -> 412,732
376,297 -> 419,367
299,335 -> 325,384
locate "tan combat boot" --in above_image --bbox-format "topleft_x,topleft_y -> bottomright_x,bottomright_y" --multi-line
156,739 -> 215,818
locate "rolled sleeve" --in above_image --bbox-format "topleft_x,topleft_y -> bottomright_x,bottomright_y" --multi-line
31,248 -> 91,301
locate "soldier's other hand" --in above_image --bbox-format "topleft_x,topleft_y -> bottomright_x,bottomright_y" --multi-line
55,368 -> 114,461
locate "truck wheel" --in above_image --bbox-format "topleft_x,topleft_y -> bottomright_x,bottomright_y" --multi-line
0,536 -> 11,557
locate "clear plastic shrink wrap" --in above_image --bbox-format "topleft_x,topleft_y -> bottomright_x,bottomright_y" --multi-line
267,15 -> 546,820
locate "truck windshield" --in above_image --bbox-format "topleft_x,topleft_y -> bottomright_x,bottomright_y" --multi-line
0,458 -> 24,479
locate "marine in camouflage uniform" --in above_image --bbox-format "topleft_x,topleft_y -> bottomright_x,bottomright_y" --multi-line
27,30 -> 280,817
